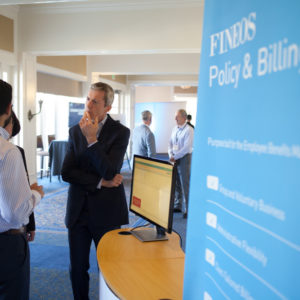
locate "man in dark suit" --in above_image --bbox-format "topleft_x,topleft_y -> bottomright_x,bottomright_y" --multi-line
61,82 -> 130,300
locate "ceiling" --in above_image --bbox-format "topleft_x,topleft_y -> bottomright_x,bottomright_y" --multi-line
0,0 -> 203,87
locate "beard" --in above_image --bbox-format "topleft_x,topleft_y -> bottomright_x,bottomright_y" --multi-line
3,113 -> 12,128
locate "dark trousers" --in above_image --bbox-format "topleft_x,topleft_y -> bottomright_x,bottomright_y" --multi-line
0,233 -> 30,300
174,153 -> 192,214
68,211 -> 120,300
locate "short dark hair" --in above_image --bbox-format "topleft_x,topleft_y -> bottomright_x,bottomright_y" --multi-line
142,110 -> 152,121
3,110 -> 21,137
0,80 -> 12,116
11,111 -> 21,137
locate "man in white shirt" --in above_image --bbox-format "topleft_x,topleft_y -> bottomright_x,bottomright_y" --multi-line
168,109 -> 194,218
0,79 -> 44,300
131,110 -> 156,166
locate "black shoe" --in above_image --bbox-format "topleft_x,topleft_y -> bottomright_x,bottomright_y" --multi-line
183,213 -> 187,219
173,208 -> 182,213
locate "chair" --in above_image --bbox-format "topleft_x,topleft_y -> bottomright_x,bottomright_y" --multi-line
36,135 -> 49,179
48,140 -> 68,182
48,134 -> 56,145
37,135 -> 43,150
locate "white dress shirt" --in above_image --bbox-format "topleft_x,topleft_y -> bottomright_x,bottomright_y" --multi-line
0,127 -> 41,232
168,122 -> 194,160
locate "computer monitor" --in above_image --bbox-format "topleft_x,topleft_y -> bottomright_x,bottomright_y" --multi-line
129,155 -> 176,242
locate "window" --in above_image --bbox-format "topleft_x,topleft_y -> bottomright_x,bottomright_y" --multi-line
110,90 -> 120,114
36,92 -> 85,147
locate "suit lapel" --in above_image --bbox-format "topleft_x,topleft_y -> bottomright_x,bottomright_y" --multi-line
75,124 -> 88,152
97,114 -> 113,143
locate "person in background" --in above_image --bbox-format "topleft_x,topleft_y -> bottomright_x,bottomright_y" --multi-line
131,110 -> 156,167
61,82 -> 130,300
187,114 -> 194,129
131,110 -> 156,227
0,79 -> 44,300
168,109 -> 194,218
4,110 -> 36,242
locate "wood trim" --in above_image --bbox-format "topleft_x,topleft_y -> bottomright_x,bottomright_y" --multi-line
37,56 -> 87,76
0,14 -> 14,53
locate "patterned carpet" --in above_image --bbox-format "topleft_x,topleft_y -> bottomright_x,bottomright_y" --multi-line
30,176 -> 97,300
31,168 -> 136,300
30,159 -> 187,299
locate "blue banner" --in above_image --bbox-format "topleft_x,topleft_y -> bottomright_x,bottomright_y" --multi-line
184,1 -> 300,299
68,102 -> 85,127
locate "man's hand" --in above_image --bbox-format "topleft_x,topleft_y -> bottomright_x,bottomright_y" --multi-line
27,231 -> 35,242
79,111 -> 99,145
30,182 -> 44,198
101,174 -> 123,188
170,156 -> 175,163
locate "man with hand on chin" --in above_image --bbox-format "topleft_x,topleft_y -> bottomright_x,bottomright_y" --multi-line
62,82 -> 130,300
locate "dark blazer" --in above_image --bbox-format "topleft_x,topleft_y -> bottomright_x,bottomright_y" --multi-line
61,114 -> 130,229
17,146 -> 35,232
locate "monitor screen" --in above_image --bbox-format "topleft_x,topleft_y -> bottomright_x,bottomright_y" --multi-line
129,155 -> 175,242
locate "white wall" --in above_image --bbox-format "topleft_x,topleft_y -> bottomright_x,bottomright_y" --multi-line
134,101 -> 186,153
88,53 -> 200,75
135,86 -> 173,102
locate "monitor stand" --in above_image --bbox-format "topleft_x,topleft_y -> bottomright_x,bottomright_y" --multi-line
131,226 -> 168,242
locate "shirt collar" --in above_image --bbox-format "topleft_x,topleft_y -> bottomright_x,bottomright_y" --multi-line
0,127 -> 10,140
96,115 -> 108,138
177,122 -> 187,129
99,115 -> 108,128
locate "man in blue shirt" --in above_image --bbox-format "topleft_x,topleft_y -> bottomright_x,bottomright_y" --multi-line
168,109 -> 194,218
131,110 -> 156,167
0,80 -> 44,299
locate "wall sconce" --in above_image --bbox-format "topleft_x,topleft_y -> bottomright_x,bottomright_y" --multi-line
28,99 -> 43,121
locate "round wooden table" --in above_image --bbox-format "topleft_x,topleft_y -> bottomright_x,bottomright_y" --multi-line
97,228 -> 185,300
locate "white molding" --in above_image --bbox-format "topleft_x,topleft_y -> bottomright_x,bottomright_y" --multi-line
37,63 -> 87,82
98,72 -> 199,76
128,80 -> 199,87
31,48 -> 201,56
174,93 -> 198,97
0,0 -> 82,4
19,0 -> 204,14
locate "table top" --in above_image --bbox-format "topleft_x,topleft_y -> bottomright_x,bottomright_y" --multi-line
97,228 -> 185,300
